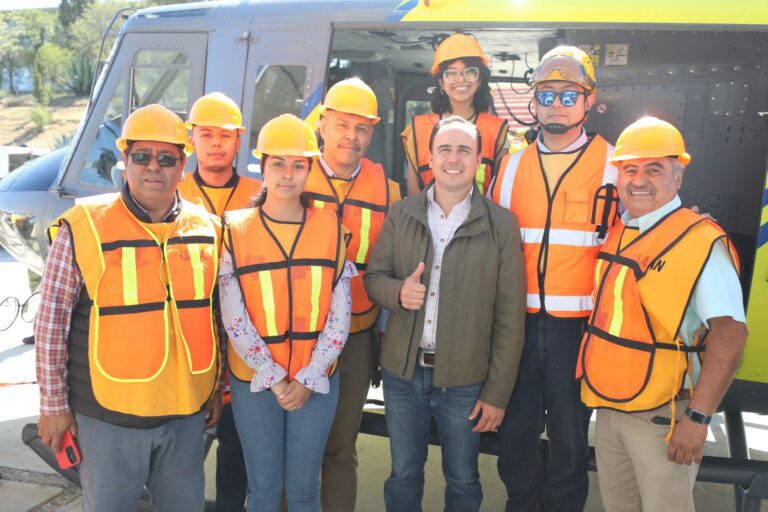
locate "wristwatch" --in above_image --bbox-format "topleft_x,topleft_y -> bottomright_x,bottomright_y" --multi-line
684,406 -> 712,425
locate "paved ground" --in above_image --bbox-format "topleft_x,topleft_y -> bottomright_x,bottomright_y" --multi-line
1,247 -> 766,511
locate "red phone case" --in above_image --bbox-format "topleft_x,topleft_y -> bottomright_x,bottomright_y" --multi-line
55,430 -> 81,469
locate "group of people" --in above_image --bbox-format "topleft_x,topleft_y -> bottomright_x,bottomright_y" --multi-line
34,32 -> 747,512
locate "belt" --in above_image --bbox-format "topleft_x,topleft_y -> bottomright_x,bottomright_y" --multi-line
417,348 -> 435,368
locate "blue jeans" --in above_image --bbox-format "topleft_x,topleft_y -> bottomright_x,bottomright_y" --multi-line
76,411 -> 205,512
497,313 -> 591,512
215,402 -> 247,512
230,372 -> 339,512
382,366 -> 483,512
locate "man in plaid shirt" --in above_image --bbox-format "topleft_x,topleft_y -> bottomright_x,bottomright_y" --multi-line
35,104 -> 221,512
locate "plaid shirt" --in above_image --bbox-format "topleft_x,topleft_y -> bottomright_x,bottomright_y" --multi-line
35,192 -> 224,416
420,186 -> 473,350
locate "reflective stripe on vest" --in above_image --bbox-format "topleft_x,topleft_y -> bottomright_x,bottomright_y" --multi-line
304,158 -> 389,327
50,194 -> 219,417
225,207 -> 342,382
413,112 -> 507,195
490,135 -> 618,317
576,208 -> 740,412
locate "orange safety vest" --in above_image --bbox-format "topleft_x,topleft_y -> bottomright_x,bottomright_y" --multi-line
304,158 -> 389,330
178,170 -> 262,219
576,208 -> 740,412
50,194 -> 219,417
412,112 -> 507,194
490,135 -> 619,317
178,170 -> 261,405
225,207 -> 343,382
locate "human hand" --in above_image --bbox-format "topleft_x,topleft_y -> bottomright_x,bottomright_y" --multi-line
400,262 -> 426,310
667,416 -> 707,465
38,411 -> 77,453
204,390 -> 223,428
271,378 -> 290,399
469,400 -> 505,432
278,380 -> 312,411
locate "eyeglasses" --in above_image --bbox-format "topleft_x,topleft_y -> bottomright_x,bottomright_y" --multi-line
535,90 -> 587,107
442,67 -> 480,83
128,151 -> 179,168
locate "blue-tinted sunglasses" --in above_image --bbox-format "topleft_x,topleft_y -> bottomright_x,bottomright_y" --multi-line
535,90 -> 587,107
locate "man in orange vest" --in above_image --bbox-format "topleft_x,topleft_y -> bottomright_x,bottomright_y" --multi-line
303,77 -> 401,511
181,91 -> 257,512
490,46 -> 620,511
577,117 -> 746,511
35,104 -> 221,512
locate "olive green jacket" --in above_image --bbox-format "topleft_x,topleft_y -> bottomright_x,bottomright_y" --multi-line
364,185 -> 526,409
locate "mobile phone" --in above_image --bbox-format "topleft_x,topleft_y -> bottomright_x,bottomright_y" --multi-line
55,430 -> 81,469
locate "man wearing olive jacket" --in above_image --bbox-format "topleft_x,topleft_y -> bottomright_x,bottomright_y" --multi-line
364,116 -> 526,512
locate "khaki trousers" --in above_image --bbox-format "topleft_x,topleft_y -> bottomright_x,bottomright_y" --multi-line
595,400 -> 699,512
321,329 -> 377,512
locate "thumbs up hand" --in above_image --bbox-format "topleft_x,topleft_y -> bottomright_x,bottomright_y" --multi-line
400,262 -> 426,310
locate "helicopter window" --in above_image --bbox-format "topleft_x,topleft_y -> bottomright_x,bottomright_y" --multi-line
246,65 -> 307,175
78,50 -> 192,187
131,51 -> 191,114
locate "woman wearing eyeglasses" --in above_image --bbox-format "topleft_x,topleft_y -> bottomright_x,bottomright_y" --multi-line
402,32 -> 509,196
218,113 -> 354,511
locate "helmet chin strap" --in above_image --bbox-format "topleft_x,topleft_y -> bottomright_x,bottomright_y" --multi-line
539,109 -> 589,135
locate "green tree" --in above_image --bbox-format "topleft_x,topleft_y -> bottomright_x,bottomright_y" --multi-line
33,42 -> 72,104
59,0 -> 94,30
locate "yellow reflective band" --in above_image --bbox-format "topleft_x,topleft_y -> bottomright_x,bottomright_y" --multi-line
475,163 -> 486,194
310,266 -> 322,331
188,244 -> 205,301
258,270 -> 279,336
594,259 -> 604,289
121,247 -> 139,306
761,204 -> 768,227
608,266 -> 629,337
314,200 -> 325,209
356,209 -> 372,263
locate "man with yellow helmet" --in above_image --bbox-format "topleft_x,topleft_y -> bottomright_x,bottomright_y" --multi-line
35,104 -> 221,512
490,45 -> 619,511
576,116 -> 746,511
301,77 -> 401,511
180,91 -> 259,512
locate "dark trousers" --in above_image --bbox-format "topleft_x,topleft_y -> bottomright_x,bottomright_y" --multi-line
497,313 -> 592,512
216,402 -> 247,512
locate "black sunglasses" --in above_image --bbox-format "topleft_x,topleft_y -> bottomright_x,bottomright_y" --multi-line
535,90 -> 587,107
128,151 -> 179,168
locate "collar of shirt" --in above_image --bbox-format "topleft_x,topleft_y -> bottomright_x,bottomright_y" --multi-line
121,183 -> 182,223
426,184 -> 473,218
193,167 -> 239,189
621,195 -> 681,233
536,128 -> 588,153
319,155 -> 362,180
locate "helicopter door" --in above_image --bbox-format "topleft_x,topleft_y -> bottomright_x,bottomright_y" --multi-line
56,32 -> 207,195
237,23 -> 332,177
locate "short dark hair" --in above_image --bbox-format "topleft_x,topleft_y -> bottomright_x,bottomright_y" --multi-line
428,115 -> 482,154
429,56 -> 493,115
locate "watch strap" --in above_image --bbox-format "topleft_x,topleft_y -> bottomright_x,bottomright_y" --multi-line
684,406 -> 712,425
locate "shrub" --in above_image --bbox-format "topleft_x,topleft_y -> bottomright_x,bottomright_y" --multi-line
66,55 -> 93,96
30,103 -> 53,131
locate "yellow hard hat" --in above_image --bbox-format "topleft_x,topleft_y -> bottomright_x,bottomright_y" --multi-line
431,33 -> 488,75
252,114 -> 321,158
116,104 -> 192,155
319,78 -> 380,124
532,46 -> 596,91
185,92 -> 245,131
610,116 -> 692,167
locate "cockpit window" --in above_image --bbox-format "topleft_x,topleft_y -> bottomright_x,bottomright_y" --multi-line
78,50 -> 192,187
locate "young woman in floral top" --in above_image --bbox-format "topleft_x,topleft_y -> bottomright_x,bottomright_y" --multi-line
219,114 -> 354,511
